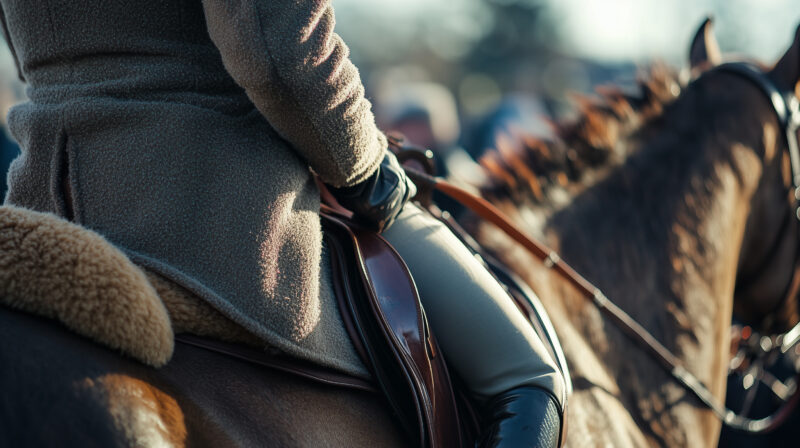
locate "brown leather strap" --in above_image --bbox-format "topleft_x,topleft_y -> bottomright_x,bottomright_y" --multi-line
405,168 -> 798,433
432,177 -> 685,367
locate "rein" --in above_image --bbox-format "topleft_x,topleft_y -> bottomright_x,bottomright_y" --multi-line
402,62 -> 800,433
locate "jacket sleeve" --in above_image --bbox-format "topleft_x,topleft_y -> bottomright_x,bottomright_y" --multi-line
201,0 -> 385,187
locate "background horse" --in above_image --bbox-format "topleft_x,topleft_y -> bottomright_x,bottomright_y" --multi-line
466,20 -> 800,447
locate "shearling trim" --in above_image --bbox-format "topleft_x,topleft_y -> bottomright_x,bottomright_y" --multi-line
145,270 -> 262,347
0,206 -> 173,367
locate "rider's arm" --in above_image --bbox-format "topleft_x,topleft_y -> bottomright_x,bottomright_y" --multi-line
200,0 -> 384,187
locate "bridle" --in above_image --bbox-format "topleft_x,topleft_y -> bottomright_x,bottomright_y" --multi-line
705,63 -> 800,323
698,62 -> 800,431
706,63 -> 800,205
402,61 -> 800,434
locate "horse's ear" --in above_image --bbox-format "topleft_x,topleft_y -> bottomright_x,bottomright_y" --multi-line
689,18 -> 721,71
769,25 -> 800,92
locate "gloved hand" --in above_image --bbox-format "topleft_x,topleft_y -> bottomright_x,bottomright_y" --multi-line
329,150 -> 417,233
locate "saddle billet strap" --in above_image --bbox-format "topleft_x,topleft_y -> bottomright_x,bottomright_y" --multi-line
173,334 -> 376,393
321,212 -> 466,448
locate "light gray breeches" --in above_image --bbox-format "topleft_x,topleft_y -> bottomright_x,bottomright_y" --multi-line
381,204 -> 566,406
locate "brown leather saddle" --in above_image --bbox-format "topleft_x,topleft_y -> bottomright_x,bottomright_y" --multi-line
322,211 -> 470,448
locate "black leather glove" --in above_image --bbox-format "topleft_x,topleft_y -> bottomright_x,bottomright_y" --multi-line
329,150 -> 417,233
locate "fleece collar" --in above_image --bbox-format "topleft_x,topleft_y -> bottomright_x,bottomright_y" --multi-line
0,206 -> 173,367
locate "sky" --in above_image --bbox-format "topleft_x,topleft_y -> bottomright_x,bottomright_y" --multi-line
335,0 -> 800,64
548,0 -> 800,63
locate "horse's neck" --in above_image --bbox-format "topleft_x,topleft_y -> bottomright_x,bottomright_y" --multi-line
537,129 -> 763,444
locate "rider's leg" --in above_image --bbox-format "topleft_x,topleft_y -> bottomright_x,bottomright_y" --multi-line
381,203 -> 564,447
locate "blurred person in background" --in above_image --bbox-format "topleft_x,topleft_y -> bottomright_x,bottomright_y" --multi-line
377,82 -> 460,158
462,95 -> 553,162
0,1 -> 565,446
376,81 -> 486,190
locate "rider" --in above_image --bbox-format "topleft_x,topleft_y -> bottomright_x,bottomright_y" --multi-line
0,0 -> 565,445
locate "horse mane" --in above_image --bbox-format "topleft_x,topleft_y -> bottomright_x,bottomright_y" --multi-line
478,64 -> 683,205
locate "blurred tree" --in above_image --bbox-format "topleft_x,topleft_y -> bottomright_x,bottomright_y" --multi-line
462,0 -> 554,83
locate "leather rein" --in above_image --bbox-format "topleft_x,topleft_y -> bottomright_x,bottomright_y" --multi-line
403,62 -> 800,434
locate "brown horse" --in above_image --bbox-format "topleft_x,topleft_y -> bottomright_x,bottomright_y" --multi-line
468,21 -> 800,447
2,19 -> 799,448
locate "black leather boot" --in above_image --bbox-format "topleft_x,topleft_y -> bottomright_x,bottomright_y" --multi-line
478,386 -> 562,448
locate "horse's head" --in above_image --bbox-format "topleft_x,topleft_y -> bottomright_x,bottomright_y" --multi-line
467,19 -> 800,443
688,20 -> 800,334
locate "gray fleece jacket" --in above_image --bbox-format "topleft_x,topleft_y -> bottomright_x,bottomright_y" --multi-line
0,0 -> 385,376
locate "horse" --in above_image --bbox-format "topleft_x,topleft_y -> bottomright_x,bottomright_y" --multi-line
1,19 -> 797,448
463,20 -> 800,447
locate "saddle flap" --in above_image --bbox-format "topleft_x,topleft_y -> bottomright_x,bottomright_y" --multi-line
322,212 -> 466,448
